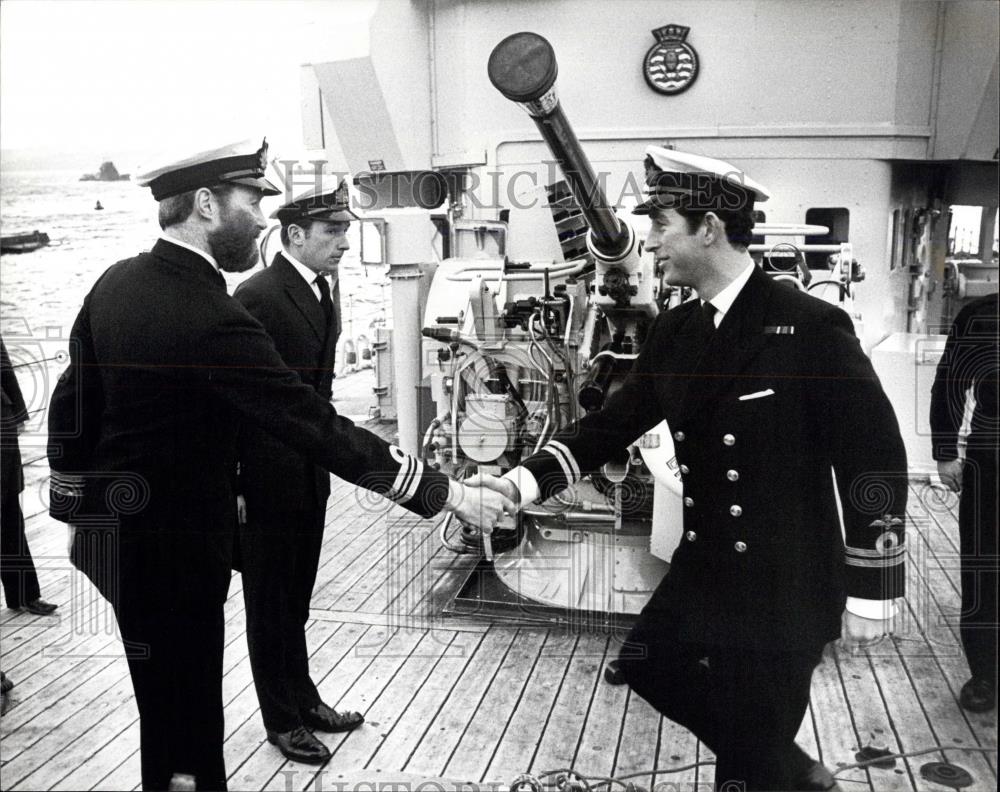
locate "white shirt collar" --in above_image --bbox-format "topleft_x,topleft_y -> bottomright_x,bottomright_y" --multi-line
703,261 -> 755,325
159,233 -> 219,272
283,250 -> 324,300
283,249 -> 338,301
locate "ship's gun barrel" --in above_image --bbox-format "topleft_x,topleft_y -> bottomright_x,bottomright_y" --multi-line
488,32 -> 630,261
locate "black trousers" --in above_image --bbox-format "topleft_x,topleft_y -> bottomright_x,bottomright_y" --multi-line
240,505 -> 326,733
959,447 -> 998,685
1,491 -> 41,608
72,526 -> 231,791
618,606 -> 825,792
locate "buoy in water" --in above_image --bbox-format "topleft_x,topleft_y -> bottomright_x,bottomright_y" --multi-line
95,200 -> 104,211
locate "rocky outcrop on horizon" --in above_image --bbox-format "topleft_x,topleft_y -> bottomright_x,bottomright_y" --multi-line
80,161 -> 130,182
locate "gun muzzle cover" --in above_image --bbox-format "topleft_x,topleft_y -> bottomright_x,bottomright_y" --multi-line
488,32 -> 558,104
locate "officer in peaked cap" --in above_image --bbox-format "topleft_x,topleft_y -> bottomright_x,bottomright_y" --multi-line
232,178 -> 364,765
634,145 -> 771,212
270,178 -> 359,225
466,145 -> 907,791
48,144 -> 510,789
136,138 -> 281,275
139,137 -> 282,201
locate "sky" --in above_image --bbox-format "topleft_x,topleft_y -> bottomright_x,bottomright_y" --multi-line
0,0 -> 377,169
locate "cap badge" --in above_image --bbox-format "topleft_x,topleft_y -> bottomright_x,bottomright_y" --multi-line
256,138 -> 268,173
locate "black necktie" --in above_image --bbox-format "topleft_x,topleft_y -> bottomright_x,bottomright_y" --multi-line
315,276 -> 333,325
701,301 -> 718,336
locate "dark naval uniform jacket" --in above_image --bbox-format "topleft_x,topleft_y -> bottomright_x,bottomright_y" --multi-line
930,292 -> 999,462
235,253 -> 341,518
47,238 -> 445,550
1,339 -> 29,500
516,265 -> 907,649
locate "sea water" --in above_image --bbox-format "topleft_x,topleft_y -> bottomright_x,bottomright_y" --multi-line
0,169 -> 390,349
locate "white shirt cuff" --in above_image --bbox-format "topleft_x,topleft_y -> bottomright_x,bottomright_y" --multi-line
846,597 -> 897,620
442,478 -> 464,513
502,466 -> 539,507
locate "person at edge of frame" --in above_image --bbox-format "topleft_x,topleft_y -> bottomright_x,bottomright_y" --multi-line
930,291 -> 999,713
461,146 -> 908,792
233,178 -> 362,765
1,336 -> 58,617
45,138 -> 514,792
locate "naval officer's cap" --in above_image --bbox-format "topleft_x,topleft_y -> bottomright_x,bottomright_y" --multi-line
271,177 -> 359,225
633,146 -> 770,215
138,138 -> 281,201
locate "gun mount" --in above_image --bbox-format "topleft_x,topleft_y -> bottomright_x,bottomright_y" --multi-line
401,33 -> 678,617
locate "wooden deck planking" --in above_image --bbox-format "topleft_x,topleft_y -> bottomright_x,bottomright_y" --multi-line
316,630 -> 459,776
365,630 -> 483,772
51,720 -> 139,791
527,632 -> 608,778
867,646 -> 940,790
3,460 -> 998,790
482,632 -> 578,781
834,648 -> 913,792
359,517 -> 449,618
613,692 -> 668,792
324,515 -> 436,614
401,627 -> 518,777
242,626 -> 440,792
444,628 -> 549,782
891,652 -> 998,790
92,750 -> 142,792
309,508 -> 421,611
401,553 -> 480,622
9,670 -> 136,790
809,649 -> 873,788
572,637 -> 630,780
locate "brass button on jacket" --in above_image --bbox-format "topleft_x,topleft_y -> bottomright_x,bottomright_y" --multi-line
726,469 -> 739,482
735,541 -> 748,553
729,504 -> 743,517
723,433 -> 736,446
686,531 -> 697,542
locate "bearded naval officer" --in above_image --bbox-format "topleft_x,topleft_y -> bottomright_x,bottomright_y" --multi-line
234,180 -> 362,764
465,147 -> 908,791
46,140 -> 513,791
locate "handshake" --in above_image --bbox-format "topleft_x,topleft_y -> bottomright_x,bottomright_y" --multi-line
442,472 -> 521,530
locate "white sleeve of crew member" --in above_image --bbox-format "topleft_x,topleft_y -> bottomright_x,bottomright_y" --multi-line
502,466 -> 540,507
846,597 -> 898,619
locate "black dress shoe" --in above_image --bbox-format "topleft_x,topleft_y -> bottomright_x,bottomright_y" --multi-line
266,726 -> 331,764
792,761 -> 842,791
604,660 -> 627,686
0,672 -> 13,694
22,598 -> 58,616
301,702 -> 364,733
959,677 -> 996,713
